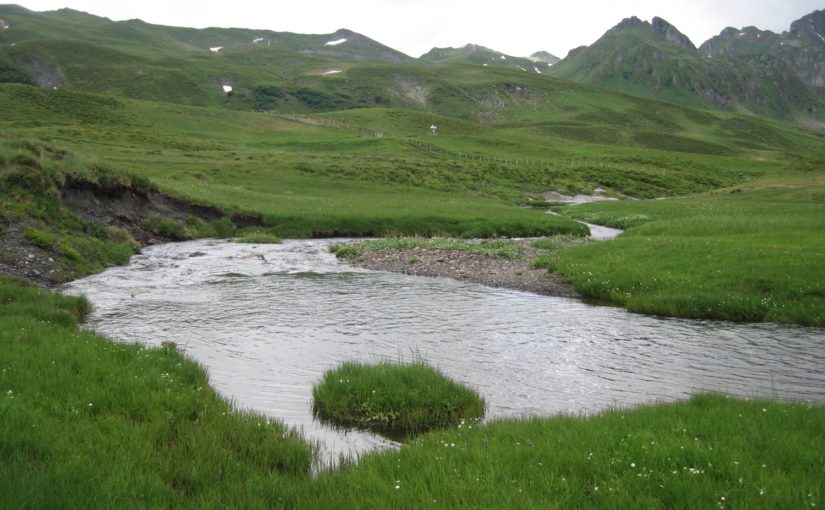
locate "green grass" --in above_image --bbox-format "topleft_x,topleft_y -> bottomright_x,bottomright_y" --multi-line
312,361 -> 485,437
304,394 -> 825,509
541,168 -> 825,325
0,277 -> 312,509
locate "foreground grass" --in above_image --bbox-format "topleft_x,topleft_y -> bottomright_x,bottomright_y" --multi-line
2,278 -> 823,508
0,278 -> 312,508
312,361 -> 485,437
542,171 -> 825,325
304,394 -> 824,509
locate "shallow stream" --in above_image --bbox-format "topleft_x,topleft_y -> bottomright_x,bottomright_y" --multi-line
64,239 -> 825,465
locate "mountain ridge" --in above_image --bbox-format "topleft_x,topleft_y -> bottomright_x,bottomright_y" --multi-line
548,12 -> 825,124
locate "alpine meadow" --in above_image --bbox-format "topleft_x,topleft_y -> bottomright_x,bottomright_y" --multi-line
1,4 -> 824,509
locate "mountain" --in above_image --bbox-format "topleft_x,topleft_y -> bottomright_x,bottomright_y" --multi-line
529,51 -> 560,66
700,10 -> 825,93
420,44 -> 549,74
549,13 -> 825,124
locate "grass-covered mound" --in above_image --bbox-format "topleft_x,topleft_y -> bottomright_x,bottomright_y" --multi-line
312,361 -> 485,437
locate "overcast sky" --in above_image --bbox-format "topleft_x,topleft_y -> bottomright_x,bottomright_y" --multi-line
11,0 -> 824,58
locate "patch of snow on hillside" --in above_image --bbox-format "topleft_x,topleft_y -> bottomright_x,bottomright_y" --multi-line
222,85 -> 233,93
253,37 -> 264,43
737,32 -> 745,37
322,69 -> 343,75
325,38 -> 347,46
816,31 -> 825,43
0,19 -> 8,30
533,66 -> 542,74
483,63 -> 488,67
500,55 -> 506,60
518,66 -> 527,72
210,46 -> 223,53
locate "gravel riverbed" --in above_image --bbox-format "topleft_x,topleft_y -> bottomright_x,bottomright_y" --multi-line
340,241 -> 577,297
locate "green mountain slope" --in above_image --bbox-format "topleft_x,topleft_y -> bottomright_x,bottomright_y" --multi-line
549,14 -> 825,124
421,44 -> 548,74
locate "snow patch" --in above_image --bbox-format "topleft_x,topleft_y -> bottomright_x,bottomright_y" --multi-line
322,69 -> 343,75
0,19 -> 8,30
210,46 -> 223,53
737,32 -> 745,37
253,37 -> 264,43
500,55 -> 506,60
816,31 -> 825,43
325,38 -> 347,46
517,65 -> 527,72
533,66 -> 542,74
222,85 -> 233,93
483,63 -> 488,67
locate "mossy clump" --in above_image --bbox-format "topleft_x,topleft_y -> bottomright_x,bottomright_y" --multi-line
312,361 -> 485,438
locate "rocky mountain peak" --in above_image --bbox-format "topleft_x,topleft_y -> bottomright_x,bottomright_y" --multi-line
650,16 -> 696,50
789,9 -> 825,44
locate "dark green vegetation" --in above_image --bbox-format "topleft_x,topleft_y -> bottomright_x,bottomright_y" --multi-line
312,361 -> 485,437
549,12 -> 825,123
0,278 -> 312,508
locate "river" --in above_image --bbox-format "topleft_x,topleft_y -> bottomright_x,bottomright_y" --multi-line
63,239 -> 825,465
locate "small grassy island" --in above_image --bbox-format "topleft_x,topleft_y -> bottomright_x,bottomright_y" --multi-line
312,361 -> 485,437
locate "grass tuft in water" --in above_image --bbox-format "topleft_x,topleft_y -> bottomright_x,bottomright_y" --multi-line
235,231 -> 283,244
312,361 -> 485,438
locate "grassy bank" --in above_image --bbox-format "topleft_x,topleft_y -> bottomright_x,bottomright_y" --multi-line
312,361 -> 485,437
3,278 -> 823,509
0,278 -> 312,508
541,167 -> 825,325
305,394 -> 824,509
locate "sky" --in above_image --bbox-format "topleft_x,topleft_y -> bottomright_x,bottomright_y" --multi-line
11,0 -> 824,58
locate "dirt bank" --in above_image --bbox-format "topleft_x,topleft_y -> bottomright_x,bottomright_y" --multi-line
0,177 -> 262,287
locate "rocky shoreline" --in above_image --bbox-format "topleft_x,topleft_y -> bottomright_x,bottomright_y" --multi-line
339,241 -> 578,298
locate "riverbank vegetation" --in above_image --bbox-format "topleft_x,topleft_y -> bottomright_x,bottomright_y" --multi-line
3,283 -> 822,508
312,361 -> 485,437
542,160 -> 825,325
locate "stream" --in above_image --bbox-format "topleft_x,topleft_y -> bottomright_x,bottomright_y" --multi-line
63,239 -> 825,465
